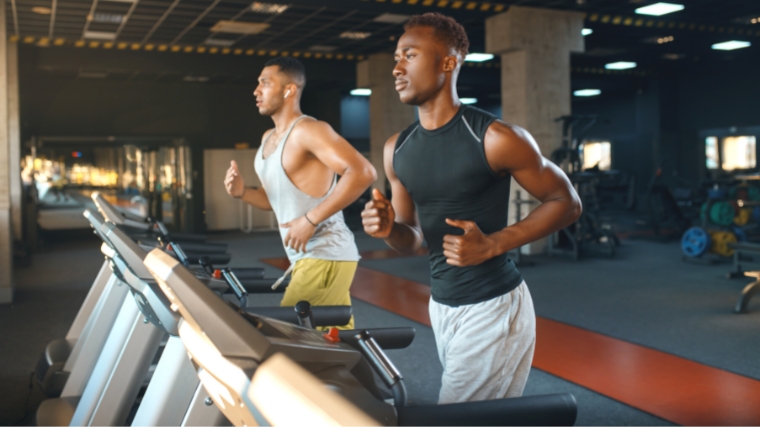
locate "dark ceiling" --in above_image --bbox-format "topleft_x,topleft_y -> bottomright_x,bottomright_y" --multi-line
8,0 -> 760,93
7,0 -> 758,56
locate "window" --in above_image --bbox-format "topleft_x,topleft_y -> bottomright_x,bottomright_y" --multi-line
581,141 -> 611,171
722,136 -> 756,171
705,136 -> 719,169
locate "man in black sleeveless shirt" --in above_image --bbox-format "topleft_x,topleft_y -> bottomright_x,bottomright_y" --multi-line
362,13 -> 581,403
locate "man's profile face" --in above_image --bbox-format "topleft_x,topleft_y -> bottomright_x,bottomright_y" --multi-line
253,66 -> 287,116
393,26 -> 449,106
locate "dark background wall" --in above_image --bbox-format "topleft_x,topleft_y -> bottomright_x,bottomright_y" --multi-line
19,45 -> 354,231
19,43 -> 760,228
571,58 -> 760,210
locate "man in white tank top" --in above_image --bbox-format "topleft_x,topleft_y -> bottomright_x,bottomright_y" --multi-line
224,57 -> 376,329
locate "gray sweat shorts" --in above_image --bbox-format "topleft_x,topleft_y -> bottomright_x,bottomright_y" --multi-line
429,281 -> 536,404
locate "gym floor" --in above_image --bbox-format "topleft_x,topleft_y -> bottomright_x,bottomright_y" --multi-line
2,221 -> 760,426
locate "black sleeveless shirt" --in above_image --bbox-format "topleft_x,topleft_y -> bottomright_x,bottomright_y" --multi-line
393,105 -> 523,307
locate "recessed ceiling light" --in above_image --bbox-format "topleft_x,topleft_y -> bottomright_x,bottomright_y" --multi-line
83,31 -> 117,40
657,36 -> 674,44
309,45 -> 337,52
574,89 -> 601,97
461,98 -> 477,104
351,88 -> 371,96
605,61 -> 637,69
465,53 -> 494,62
635,2 -> 684,16
32,6 -> 52,14
250,2 -> 288,14
751,17 -> 760,24
582,28 -> 593,36
210,21 -> 269,35
373,13 -> 411,24
340,31 -> 371,40
712,40 -> 751,50
205,39 -> 236,47
89,13 -> 124,23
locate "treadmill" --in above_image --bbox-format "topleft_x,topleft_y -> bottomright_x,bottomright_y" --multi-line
144,248 -> 579,426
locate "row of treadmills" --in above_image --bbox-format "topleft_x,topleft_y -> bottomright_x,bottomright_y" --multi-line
30,192 -> 579,426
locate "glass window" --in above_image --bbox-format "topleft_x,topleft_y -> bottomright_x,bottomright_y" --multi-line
582,141 -> 611,171
705,136 -> 719,169
722,136 -> 756,171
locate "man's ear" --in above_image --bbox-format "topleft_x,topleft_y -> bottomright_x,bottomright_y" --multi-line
443,55 -> 458,72
286,83 -> 298,97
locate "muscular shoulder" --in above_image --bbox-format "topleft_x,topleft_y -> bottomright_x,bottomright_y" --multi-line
483,120 -> 543,173
384,132 -> 400,151
291,117 -> 334,138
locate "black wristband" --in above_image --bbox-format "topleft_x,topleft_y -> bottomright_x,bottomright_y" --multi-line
304,213 -> 317,227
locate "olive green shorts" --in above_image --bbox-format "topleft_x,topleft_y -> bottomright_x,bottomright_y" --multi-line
280,258 -> 357,330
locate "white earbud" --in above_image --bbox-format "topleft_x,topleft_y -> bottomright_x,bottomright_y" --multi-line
285,90 -> 291,98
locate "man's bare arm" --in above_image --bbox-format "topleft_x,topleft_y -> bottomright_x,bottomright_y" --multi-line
485,122 -> 581,255
239,187 -> 272,210
295,120 -> 377,223
223,160 -> 272,210
361,133 -> 424,254
442,122 -> 581,267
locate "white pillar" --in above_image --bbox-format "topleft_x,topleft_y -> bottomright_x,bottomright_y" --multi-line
8,40 -> 21,243
0,0 -> 14,303
356,53 -> 416,193
486,6 -> 585,254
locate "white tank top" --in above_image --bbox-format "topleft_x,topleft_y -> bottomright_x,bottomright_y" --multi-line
253,116 -> 360,263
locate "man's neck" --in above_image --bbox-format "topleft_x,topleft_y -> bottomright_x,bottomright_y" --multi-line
270,106 -> 304,133
417,90 -> 462,131
418,94 -> 462,130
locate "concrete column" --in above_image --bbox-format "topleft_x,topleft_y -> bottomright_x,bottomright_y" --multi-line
0,0 -> 13,303
486,6 -> 585,254
356,53 -> 416,193
8,40 -> 21,243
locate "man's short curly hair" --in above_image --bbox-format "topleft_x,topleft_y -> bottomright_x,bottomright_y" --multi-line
404,12 -> 469,57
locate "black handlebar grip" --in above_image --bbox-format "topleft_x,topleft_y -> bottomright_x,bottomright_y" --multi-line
245,305 -> 352,327
339,327 -> 416,350
186,253 -> 231,266
173,241 -> 228,254
240,278 -> 289,293
396,393 -> 578,426
230,268 -> 266,280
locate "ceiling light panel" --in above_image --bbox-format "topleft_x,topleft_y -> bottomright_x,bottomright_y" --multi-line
465,53 -> 494,62
309,45 -> 337,52
205,39 -> 236,47
90,13 -> 124,24
712,40 -> 751,50
373,13 -> 411,24
605,61 -> 637,70
32,6 -> 52,14
635,2 -> 684,16
210,21 -> 269,35
574,89 -> 601,97
84,31 -> 118,40
251,2 -> 288,14
340,31 -> 371,40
